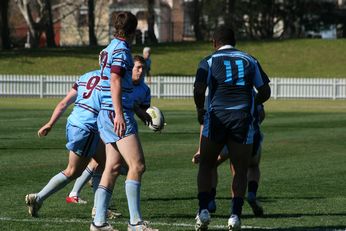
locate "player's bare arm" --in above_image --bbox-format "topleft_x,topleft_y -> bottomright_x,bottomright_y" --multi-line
110,72 -> 126,137
37,88 -> 77,137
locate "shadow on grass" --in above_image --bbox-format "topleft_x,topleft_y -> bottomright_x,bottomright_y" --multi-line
240,226 -> 346,231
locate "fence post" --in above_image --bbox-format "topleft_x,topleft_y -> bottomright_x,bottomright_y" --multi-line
332,78 -> 336,100
273,78 -> 278,100
157,76 -> 161,99
39,75 -> 43,98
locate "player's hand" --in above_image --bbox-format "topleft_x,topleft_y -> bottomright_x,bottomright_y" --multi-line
138,110 -> 153,126
192,152 -> 200,164
114,114 -> 126,137
37,124 -> 52,137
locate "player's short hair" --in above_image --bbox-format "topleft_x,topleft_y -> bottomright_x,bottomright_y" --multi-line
213,26 -> 236,47
113,11 -> 138,38
133,55 -> 146,66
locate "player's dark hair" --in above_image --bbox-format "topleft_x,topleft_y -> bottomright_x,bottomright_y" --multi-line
113,11 -> 138,38
213,26 -> 236,47
133,55 -> 146,65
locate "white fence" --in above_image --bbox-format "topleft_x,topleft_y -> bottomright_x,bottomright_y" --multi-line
1,75 -> 346,99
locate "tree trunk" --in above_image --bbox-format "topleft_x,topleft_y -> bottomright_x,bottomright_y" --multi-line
45,0 -> 56,47
16,0 -> 39,47
147,0 -> 158,43
226,0 -> 236,29
0,0 -> 11,49
193,0 -> 203,41
88,0 -> 97,46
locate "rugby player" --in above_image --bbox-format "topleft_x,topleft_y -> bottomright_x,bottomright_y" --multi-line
66,55 -> 151,215
193,26 -> 271,231
90,12 -> 158,231
25,69 -> 105,217
193,103 -> 266,217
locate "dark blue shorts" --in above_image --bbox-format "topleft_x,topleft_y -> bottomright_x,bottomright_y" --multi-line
202,110 -> 254,144
219,131 -> 263,158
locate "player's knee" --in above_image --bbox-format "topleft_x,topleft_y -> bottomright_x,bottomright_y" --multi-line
63,167 -> 82,179
108,164 -> 122,177
130,162 -> 146,175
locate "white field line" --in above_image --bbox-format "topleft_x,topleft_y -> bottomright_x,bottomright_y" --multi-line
0,216 -> 277,230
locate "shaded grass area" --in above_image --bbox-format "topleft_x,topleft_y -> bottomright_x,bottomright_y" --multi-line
0,39 -> 346,77
0,99 -> 346,230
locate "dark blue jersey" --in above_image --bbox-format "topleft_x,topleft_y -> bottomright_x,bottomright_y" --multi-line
195,47 -> 270,113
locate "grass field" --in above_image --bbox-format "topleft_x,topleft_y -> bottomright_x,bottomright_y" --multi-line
0,98 -> 346,231
1,39 -> 346,77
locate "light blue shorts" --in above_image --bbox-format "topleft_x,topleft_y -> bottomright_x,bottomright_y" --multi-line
65,122 -> 100,157
97,110 -> 137,144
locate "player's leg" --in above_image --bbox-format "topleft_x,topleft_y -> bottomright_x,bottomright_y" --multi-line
116,133 -> 158,230
196,136 -> 224,230
91,141 -> 106,194
208,146 -> 230,213
227,142 -> 252,230
25,124 -> 99,217
67,140 -> 105,204
25,151 -> 91,217
247,142 -> 264,217
227,139 -> 252,231
92,142 -> 122,227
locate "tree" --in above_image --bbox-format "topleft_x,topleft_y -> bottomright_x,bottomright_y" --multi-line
15,0 -> 56,47
16,0 -> 38,47
0,0 -> 11,49
88,0 -> 97,46
225,0 -> 236,29
147,0 -> 158,43
193,0 -> 204,41
45,0 -> 56,47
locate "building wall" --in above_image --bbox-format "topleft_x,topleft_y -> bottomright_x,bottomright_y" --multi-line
59,0 -> 109,46
59,0 -> 187,45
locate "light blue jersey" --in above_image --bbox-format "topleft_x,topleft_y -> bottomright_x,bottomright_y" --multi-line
99,37 -> 134,111
132,81 -> 151,107
67,70 -> 102,132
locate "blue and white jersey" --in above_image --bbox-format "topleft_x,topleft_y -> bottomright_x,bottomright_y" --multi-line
67,70 -> 102,132
99,37 -> 134,111
132,81 -> 151,107
195,46 -> 270,113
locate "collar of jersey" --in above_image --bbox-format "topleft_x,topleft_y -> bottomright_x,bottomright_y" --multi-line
218,45 -> 233,50
114,36 -> 129,48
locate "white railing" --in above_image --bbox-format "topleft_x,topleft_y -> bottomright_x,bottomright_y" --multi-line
1,75 -> 346,99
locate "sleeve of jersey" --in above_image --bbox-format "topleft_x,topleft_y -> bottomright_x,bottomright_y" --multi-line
194,59 -> 209,86
110,51 -> 127,77
143,87 -> 151,106
252,60 -> 270,88
72,80 -> 78,90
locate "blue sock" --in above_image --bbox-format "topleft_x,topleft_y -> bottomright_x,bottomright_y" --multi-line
93,185 -> 112,226
36,172 -> 70,203
247,181 -> 258,201
92,173 -> 102,209
69,167 -> 93,197
125,180 -> 142,224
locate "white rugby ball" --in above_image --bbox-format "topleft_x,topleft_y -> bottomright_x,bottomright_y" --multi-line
146,106 -> 165,131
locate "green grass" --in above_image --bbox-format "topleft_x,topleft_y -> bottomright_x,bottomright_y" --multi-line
1,39 -> 346,77
0,99 -> 346,231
